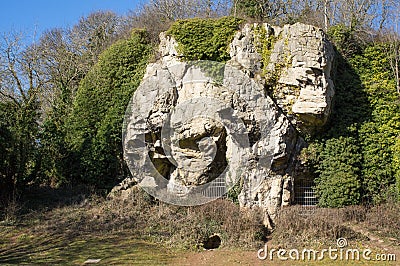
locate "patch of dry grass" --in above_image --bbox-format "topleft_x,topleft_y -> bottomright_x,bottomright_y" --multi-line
364,202 -> 400,240
84,187 -> 267,250
271,206 -> 367,248
271,202 -> 400,249
1,185 -> 399,264
6,186 -> 267,252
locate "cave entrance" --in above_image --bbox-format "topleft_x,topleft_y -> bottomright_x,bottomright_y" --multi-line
203,234 -> 221,250
294,176 -> 317,207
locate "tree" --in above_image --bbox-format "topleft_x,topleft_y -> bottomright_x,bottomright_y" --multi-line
389,39 -> 400,95
384,1 -> 400,95
37,12 -> 128,186
235,0 -> 286,22
0,32 -> 41,204
69,11 -> 124,68
65,30 -> 153,188
393,137 -> 400,200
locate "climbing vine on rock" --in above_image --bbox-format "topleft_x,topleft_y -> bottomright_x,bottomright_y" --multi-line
167,17 -> 243,62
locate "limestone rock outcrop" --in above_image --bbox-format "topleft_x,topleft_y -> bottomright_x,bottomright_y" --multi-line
111,22 -> 335,227
230,23 -> 335,132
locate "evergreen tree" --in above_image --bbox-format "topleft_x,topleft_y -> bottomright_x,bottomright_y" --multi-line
65,30 -> 153,188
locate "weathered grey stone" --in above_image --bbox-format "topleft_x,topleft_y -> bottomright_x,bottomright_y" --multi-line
230,22 -> 335,133
111,22 -> 335,227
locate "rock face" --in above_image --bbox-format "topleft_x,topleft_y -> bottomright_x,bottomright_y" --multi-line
230,23 -> 335,133
111,23 -> 335,227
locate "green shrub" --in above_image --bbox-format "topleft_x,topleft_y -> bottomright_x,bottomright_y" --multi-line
253,24 -> 278,78
327,24 -> 360,58
352,45 -> 400,203
0,98 -> 39,194
313,137 -> 362,207
166,17 -> 243,62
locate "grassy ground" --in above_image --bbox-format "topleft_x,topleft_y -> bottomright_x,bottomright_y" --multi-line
0,186 -> 178,265
1,224 -> 397,265
0,226 -> 178,265
0,186 -> 399,265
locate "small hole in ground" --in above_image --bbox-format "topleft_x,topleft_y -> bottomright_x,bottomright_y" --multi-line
203,234 -> 221,249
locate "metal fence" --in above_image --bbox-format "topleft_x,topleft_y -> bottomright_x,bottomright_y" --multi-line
294,177 -> 318,207
201,176 -> 227,199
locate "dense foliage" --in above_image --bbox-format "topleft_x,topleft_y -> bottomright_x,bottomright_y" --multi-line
64,30 -> 152,188
304,26 -> 400,206
310,137 -> 362,207
0,89 -> 40,205
166,17 -> 243,62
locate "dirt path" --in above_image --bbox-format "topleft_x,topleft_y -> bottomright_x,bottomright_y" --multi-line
347,223 -> 400,261
172,250 -> 265,266
171,247 -> 398,266
171,227 -> 400,266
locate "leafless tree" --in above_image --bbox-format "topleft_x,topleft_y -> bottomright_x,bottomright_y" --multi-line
35,29 -> 80,113
33,11 -> 125,115
69,11 -> 123,68
0,32 -> 44,108
386,2 -> 400,95
130,0 -> 232,43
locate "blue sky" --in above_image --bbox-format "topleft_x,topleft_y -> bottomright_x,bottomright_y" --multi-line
0,0 -> 141,36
